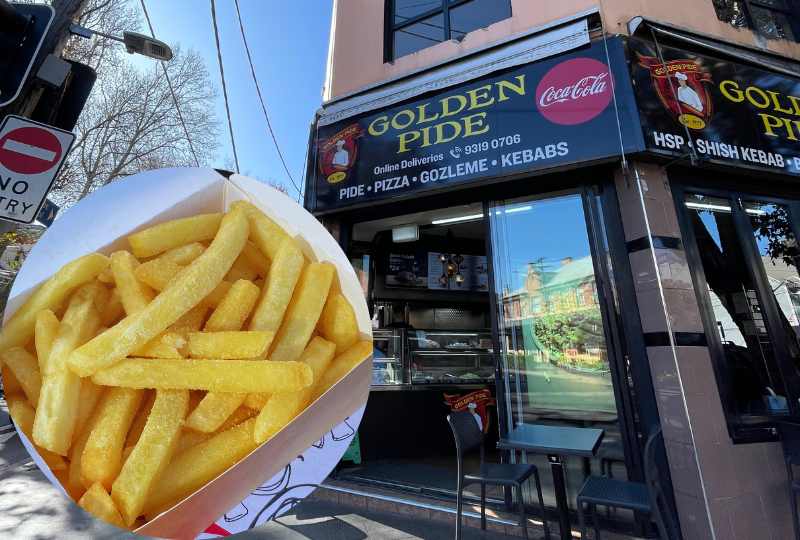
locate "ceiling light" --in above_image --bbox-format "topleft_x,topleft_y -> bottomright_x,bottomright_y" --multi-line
432,213 -> 483,225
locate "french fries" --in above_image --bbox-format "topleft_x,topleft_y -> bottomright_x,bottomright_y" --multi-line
110,251 -> 155,315
2,194 -> 371,534
2,347 -> 42,407
323,291 -> 360,355
82,387 -> 145,490
79,483 -> 128,529
128,214 -> 223,258
34,309 -> 60,373
112,390 -> 189,525
154,242 -> 206,266
268,263 -> 335,363
33,280 -> 108,454
93,358 -> 312,393
187,331 -> 272,359
68,209 -> 249,376
0,253 -> 108,354
254,337 -> 336,443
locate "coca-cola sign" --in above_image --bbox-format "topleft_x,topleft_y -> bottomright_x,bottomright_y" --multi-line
536,58 -> 614,125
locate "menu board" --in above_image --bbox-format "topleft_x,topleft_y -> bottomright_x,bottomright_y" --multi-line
385,251 -> 428,288
426,253 -> 488,292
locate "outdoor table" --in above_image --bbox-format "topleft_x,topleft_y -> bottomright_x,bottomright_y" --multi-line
497,424 -> 605,539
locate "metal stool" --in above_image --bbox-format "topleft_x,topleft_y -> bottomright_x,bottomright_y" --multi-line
448,411 -> 551,540
577,425 -> 673,539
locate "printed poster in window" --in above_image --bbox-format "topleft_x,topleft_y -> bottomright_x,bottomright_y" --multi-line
386,252 -> 428,288
471,256 -> 489,292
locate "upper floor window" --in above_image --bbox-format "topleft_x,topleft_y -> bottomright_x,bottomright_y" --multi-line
386,0 -> 512,62
713,0 -> 800,41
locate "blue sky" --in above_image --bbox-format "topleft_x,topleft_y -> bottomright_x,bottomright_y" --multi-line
134,0 -> 335,201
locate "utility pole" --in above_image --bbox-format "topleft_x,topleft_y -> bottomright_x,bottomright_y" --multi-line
0,0 -> 89,234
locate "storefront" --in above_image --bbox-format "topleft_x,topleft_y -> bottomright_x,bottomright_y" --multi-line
304,26 -> 800,539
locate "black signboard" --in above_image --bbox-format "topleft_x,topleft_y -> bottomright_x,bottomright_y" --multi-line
626,38 -> 800,176
309,37 -> 643,213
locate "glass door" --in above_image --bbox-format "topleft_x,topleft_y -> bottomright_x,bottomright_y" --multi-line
488,188 -> 630,509
680,190 -> 800,441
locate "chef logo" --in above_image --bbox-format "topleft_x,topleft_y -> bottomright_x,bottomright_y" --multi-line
637,52 -> 713,130
444,389 -> 495,437
318,123 -> 364,184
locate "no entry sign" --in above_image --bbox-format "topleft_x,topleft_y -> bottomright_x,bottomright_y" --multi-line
0,116 -> 75,224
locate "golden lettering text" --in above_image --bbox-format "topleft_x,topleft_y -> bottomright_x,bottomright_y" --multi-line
720,80 -> 800,140
368,75 -> 526,153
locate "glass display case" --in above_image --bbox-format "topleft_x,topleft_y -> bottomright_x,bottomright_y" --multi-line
371,329 -> 409,388
408,330 -> 494,385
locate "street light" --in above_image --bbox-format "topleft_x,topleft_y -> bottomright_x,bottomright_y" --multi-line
69,26 -> 173,61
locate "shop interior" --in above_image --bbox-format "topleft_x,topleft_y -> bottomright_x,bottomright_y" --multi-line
340,194 -> 632,515
342,202 -> 504,502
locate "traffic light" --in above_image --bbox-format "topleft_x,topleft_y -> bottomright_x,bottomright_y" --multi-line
0,1 -> 55,107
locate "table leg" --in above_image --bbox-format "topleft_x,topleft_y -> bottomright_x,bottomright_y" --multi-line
548,454 -> 571,539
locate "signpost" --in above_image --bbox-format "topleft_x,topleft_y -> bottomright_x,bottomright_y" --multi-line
36,197 -> 58,227
0,115 -> 74,224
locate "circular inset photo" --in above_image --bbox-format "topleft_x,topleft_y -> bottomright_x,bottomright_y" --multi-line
0,167 -> 372,539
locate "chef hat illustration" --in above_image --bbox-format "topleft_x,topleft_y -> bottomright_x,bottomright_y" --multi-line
675,72 -> 688,80
336,140 -> 346,147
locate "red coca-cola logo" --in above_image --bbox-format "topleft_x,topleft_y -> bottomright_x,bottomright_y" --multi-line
536,58 -> 613,125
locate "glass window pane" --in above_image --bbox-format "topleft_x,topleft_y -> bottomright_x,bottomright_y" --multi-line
492,194 -> 614,423
394,13 -> 445,58
449,0 -> 512,40
745,200 -> 800,373
394,0 -> 443,25
750,5 -> 794,40
490,192 -> 623,511
684,193 -> 790,416
712,0 -> 749,26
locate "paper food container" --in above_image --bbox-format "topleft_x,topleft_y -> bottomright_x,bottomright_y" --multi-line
2,167 -> 372,539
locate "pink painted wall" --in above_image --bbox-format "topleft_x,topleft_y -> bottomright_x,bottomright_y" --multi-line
325,0 -> 800,101
325,0 -> 599,100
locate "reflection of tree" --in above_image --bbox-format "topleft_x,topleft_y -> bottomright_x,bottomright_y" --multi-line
530,309 -> 607,369
689,204 -> 800,385
751,205 -> 799,267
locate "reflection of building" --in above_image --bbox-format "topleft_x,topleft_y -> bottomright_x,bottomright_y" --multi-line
502,256 -> 598,322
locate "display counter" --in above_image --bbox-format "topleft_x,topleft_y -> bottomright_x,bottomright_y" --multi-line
371,329 -> 495,390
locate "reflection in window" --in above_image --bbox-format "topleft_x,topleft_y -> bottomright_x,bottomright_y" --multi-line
685,193 -> 791,417
712,0 -> 798,41
386,0 -> 512,60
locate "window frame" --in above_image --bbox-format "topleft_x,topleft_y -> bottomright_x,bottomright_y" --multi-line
715,0 -> 800,42
672,180 -> 800,443
384,0 -> 512,62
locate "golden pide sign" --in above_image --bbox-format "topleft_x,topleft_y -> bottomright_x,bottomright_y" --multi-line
628,38 -> 800,174
311,38 -> 643,213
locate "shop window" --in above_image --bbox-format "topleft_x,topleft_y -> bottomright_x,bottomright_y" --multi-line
712,0 -> 800,41
680,190 -> 800,441
386,0 -> 512,62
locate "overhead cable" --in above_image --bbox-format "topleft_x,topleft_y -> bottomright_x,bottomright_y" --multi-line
232,0 -> 302,198
210,0 -> 240,173
139,0 -> 200,167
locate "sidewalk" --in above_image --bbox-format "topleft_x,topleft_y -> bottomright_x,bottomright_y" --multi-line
0,462 -> 528,540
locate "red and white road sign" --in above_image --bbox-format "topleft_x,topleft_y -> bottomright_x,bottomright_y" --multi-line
0,116 -> 75,224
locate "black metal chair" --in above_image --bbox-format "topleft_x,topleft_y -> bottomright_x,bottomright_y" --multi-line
577,424 -> 673,539
447,411 -> 551,540
776,421 -> 800,540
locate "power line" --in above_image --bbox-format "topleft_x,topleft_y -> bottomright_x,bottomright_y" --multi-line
209,0 -> 240,174
232,0 -> 302,198
139,0 -> 200,167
